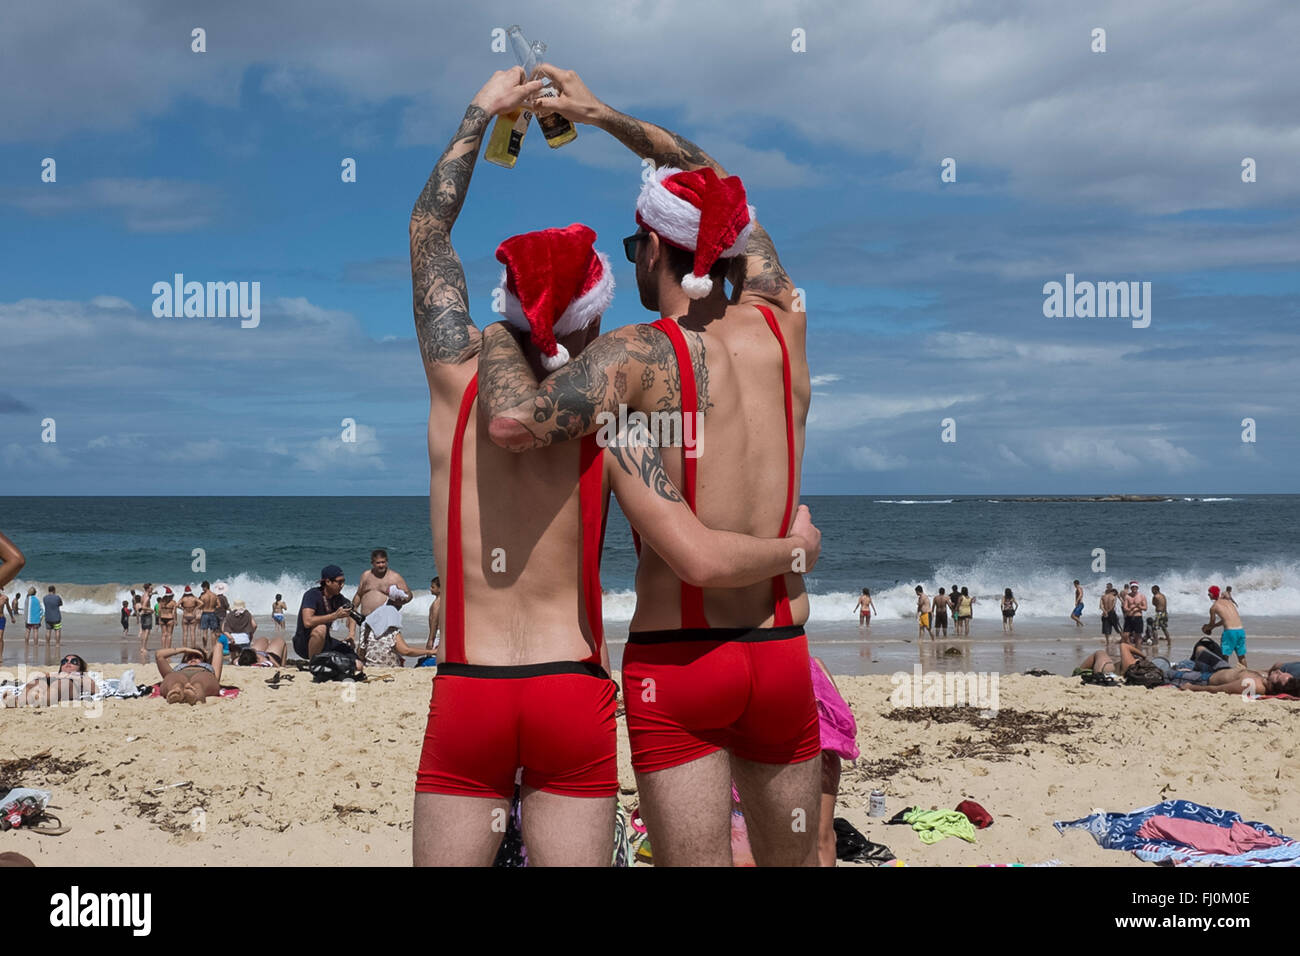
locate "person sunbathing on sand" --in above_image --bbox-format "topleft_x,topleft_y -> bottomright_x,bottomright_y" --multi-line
1174,666 -> 1270,695
156,645 -> 224,704
3,654 -> 97,707
1076,644 -> 1146,677
234,637 -> 288,668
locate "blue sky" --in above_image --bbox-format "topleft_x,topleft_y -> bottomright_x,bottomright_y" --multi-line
1,0 -> 1297,495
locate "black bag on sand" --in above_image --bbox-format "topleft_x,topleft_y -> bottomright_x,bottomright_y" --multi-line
308,650 -> 361,682
833,818 -> 896,864
1124,658 -> 1166,688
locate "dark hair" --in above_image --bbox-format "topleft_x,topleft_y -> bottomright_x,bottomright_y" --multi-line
862,588 -> 869,595
1152,585 -> 1160,592
961,587 -> 969,596
236,648 -> 259,666
938,588 -> 945,595
371,549 -> 388,561
275,593 -> 282,601
660,239 -> 730,288
915,585 -> 923,594
1004,588 -> 1014,599
61,654 -> 86,672
202,581 -> 210,589
431,577 -> 441,587
47,585 -> 56,593
1073,579 -> 1080,585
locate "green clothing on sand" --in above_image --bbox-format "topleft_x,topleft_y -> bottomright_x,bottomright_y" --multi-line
903,808 -> 977,844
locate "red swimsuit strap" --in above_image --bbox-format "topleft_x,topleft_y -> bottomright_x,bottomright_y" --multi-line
754,305 -> 797,627
578,436 -> 605,665
443,374 -> 479,665
649,310 -> 797,630
445,375 -> 607,666
649,317 -> 710,629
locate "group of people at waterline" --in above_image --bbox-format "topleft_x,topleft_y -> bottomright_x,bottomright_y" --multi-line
856,579 -> 1245,647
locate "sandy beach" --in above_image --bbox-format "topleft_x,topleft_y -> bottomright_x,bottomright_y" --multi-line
3,662 -> 1297,867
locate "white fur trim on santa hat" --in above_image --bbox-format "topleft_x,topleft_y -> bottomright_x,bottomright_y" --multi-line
636,166 -> 757,257
496,251 -> 615,339
541,342 -> 571,371
680,273 -> 714,299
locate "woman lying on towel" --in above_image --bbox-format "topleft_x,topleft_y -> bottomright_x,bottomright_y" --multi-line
156,645 -> 224,704
233,636 -> 287,668
2,654 -> 97,707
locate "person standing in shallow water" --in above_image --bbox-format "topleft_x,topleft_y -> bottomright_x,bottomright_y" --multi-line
1070,579 -> 1084,628
932,588 -> 950,637
1001,588 -> 1018,634
855,588 -> 875,627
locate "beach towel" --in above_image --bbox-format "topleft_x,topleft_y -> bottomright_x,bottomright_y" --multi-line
903,808 -> 977,844
810,660 -> 859,759
1055,800 -> 1300,866
1135,817 -> 1285,855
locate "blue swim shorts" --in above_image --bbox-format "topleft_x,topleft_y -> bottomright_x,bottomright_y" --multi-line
1221,628 -> 1247,657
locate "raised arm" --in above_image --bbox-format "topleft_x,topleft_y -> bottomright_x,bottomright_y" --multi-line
534,65 -> 795,310
480,322 -> 679,452
607,434 -> 820,588
0,531 -> 25,589
410,69 -> 543,378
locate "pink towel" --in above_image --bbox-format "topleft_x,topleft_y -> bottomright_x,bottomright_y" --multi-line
1135,816 -> 1286,855
811,660 -> 859,760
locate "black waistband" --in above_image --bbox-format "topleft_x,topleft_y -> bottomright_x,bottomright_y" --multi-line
627,624 -> 805,645
435,660 -> 611,681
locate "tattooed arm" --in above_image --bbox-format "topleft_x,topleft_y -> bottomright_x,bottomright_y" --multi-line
410,68 -> 543,375
607,439 -> 821,587
480,321 -> 682,451
534,65 -> 795,308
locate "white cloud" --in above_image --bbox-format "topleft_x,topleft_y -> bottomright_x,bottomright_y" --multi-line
809,392 -> 980,431
809,373 -> 841,386
846,445 -> 908,472
293,424 -> 387,473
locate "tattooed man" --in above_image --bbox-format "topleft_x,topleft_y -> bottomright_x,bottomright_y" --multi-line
477,65 -> 821,867
410,69 -> 821,867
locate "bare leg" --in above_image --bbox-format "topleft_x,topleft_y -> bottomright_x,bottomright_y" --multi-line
412,791 -> 509,867
731,753 -> 821,867
633,749 -> 732,866
818,751 -> 841,867
519,790 -> 614,866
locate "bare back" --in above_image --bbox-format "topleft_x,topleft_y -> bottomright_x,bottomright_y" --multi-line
428,362 -> 598,666
630,303 -> 808,630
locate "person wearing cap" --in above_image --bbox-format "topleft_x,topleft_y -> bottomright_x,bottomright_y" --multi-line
1121,581 -> 1147,645
408,69 -> 822,867
178,585 -> 200,646
292,565 -> 358,662
156,587 -> 178,649
476,66 -> 823,866
1204,585 -> 1248,666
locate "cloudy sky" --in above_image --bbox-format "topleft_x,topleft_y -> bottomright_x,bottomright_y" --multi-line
1,0 -> 1296,495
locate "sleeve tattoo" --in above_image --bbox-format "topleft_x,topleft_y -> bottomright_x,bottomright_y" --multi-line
410,104 -> 489,366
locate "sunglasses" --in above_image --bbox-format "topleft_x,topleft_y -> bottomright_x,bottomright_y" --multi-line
623,231 -> 648,264
60,656 -> 84,668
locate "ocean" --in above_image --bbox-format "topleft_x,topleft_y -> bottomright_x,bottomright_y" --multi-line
3,494 -> 1299,671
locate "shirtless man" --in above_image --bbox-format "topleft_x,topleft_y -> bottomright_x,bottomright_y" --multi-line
409,70 -> 822,867
1121,581 -> 1147,645
932,588 -> 950,637
477,66 -> 824,866
1099,585 -> 1120,642
196,581 -> 220,653
855,588 -> 875,628
1070,580 -> 1084,628
353,549 -> 419,667
915,585 -> 933,640
136,582 -> 154,661
1204,585 -> 1248,666
1150,585 -> 1169,641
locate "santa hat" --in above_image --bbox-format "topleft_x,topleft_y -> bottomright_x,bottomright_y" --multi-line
495,223 -> 614,372
635,166 -> 756,299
